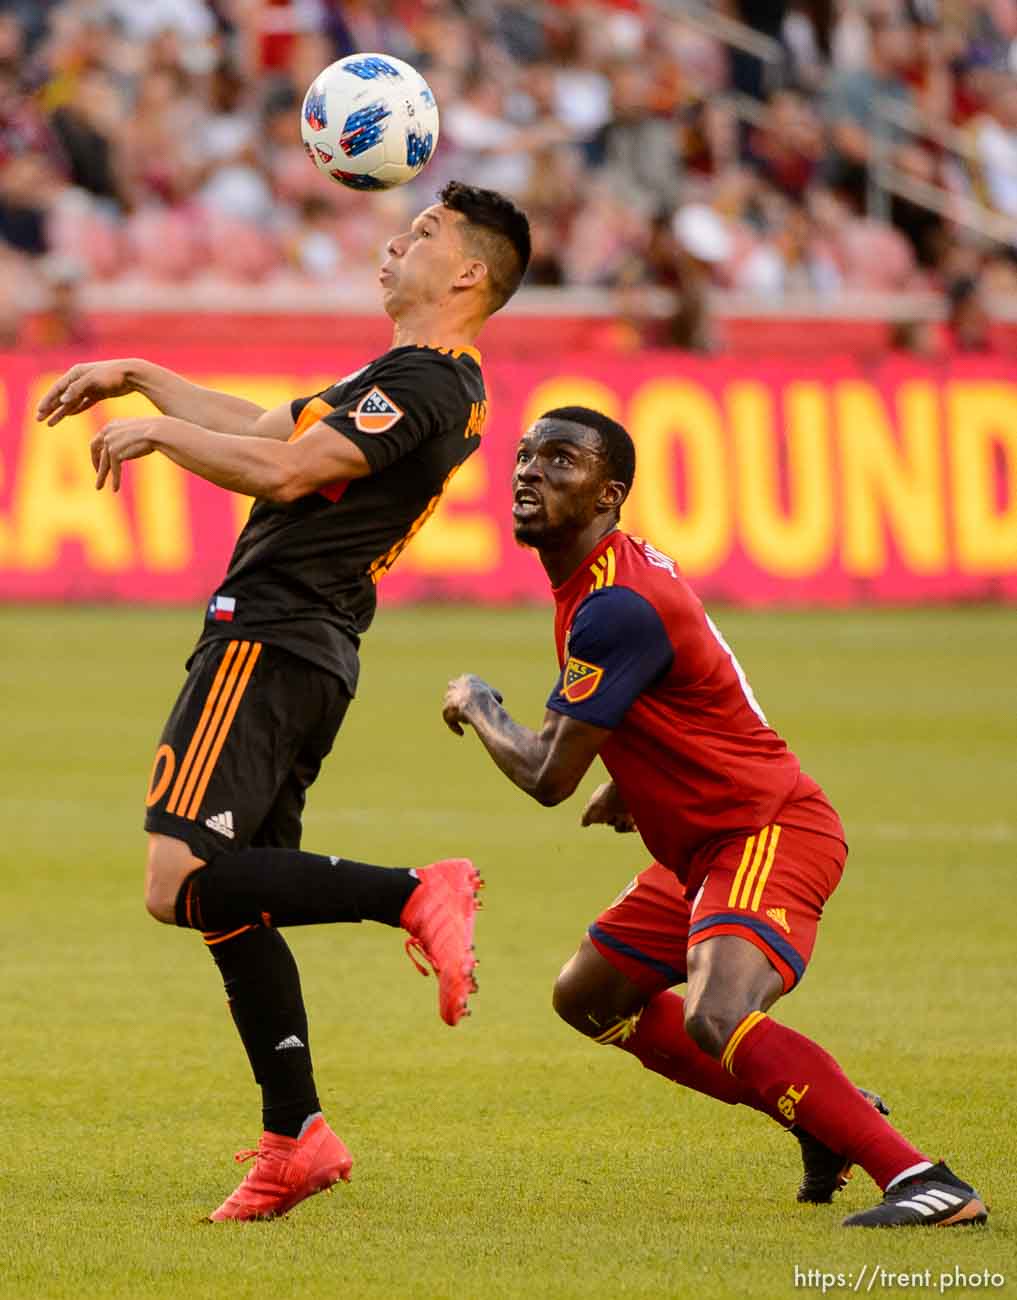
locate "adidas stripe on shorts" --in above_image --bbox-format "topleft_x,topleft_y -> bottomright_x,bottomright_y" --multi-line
144,639 -> 350,861
588,807 -> 847,994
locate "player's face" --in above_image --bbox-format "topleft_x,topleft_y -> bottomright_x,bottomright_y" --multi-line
379,204 -> 472,316
512,420 -> 613,548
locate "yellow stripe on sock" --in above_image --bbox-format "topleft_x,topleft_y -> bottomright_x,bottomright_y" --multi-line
721,1010 -> 767,1074
727,834 -> 756,907
737,826 -> 771,909
750,824 -> 782,911
593,1011 -> 642,1046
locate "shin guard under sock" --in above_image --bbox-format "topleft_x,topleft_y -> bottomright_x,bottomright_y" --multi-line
723,1012 -> 929,1189
208,925 -> 320,1138
176,847 -> 419,932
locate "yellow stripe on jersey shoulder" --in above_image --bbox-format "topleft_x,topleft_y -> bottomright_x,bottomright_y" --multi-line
588,545 -> 616,592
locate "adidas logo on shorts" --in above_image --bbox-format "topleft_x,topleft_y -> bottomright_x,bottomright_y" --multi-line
205,810 -> 235,839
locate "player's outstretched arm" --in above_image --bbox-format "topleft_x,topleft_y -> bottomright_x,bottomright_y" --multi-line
442,674 -> 609,806
91,414 -> 370,497
37,359 -> 269,437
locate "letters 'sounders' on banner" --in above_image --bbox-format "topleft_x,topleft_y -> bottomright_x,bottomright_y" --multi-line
1,350 -> 1015,605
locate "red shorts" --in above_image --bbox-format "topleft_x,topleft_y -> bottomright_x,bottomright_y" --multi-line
587,819 -> 846,994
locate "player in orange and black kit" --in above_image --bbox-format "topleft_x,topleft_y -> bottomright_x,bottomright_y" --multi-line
36,182 -> 530,1223
442,406 -> 987,1231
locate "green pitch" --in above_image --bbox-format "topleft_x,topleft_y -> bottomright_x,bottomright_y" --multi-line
1,605 -> 1013,1300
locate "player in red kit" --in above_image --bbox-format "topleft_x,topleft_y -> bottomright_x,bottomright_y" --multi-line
442,406 -> 987,1229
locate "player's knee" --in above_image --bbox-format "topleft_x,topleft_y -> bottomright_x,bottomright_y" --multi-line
551,959 -> 595,1034
552,945 -> 645,1040
144,835 -> 203,926
683,995 -> 740,1060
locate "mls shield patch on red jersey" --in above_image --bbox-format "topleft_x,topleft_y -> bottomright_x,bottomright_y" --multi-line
561,656 -> 603,703
349,386 -> 403,433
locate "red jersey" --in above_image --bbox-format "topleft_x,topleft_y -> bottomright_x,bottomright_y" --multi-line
548,530 -> 844,896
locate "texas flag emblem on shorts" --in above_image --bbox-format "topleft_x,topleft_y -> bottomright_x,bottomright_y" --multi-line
349,386 -> 403,434
209,595 -> 236,622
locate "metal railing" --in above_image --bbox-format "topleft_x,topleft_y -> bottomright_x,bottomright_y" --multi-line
650,0 -> 1014,249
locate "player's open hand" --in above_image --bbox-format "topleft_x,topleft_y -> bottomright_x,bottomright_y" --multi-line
581,781 -> 636,833
442,674 -> 503,735
36,359 -> 137,426
91,417 -> 160,492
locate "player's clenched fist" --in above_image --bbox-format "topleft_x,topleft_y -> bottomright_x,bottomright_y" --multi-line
442,674 -> 503,735
581,780 -> 636,833
36,359 -> 138,426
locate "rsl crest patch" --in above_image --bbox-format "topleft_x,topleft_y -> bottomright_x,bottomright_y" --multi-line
561,656 -> 604,704
349,386 -> 403,433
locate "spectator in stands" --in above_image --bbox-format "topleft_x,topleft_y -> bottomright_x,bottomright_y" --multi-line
593,59 -> 683,213
668,202 -> 732,352
0,0 -> 1012,317
734,199 -> 843,297
49,65 -> 128,209
970,74 -> 1017,218
944,274 -> 997,352
822,9 -> 916,208
19,253 -> 91,347
749,89 -> 825,201
890,317 -> 938,356
0,62 -> 64,257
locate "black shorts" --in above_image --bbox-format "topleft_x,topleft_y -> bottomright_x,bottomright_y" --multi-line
144,638 -> 350,860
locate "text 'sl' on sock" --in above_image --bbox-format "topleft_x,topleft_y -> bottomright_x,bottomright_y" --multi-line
616,990 -> 784,1121
723,1013 -> 930,1189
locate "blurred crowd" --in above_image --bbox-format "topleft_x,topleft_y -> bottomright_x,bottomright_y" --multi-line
1,0 -> 1016,349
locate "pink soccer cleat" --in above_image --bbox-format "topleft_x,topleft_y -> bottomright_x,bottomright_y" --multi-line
401,858 -> 482,1026
208,1116 -> 352,1222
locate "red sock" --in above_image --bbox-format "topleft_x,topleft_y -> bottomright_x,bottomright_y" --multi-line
724,1012 -> 928,1189
617,991 -> 781,1122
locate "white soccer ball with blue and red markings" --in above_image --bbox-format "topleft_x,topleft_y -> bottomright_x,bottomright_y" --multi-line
300,53 -> 439,191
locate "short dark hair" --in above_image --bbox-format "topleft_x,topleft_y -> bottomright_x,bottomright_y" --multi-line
540,406 -> 636,493
439,180 -> 531,312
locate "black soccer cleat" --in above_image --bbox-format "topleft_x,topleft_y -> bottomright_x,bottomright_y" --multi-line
843,1160 -> 988,1228
793,1088 -> 890,1204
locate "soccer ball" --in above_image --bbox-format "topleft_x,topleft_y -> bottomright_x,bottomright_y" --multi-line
300,54 -> 439,191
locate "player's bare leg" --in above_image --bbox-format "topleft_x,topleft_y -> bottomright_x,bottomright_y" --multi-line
552,936 -> 647,1036
685,934 -> 987,1226
145,833 -> 203,923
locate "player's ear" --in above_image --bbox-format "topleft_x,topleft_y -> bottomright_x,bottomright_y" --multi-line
599,480 -> 627,512
454,258 -> 489,292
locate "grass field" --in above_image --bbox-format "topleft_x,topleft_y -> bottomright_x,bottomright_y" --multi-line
1,604 -> 1014,1300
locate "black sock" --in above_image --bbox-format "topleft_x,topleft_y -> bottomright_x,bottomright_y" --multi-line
209,925 -> 319,1138
175,848 -> 419,933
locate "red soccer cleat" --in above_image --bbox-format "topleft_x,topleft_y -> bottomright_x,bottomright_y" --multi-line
401,858 -> 482,1026
207,1116 -> 352,1222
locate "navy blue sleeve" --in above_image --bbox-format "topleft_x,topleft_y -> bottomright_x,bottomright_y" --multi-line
546,586 -> 674,729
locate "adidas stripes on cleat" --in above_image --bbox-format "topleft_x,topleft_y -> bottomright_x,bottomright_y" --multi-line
843,1161 -> 988,1228
794,1088 -> 890,1204
208,1116 -> 352,1222
401,858 -> 481,1027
